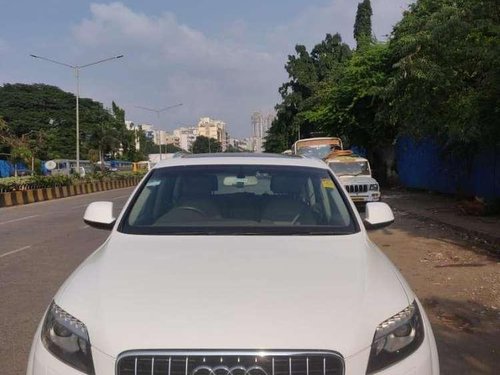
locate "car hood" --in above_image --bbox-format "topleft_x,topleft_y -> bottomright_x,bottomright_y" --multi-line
338,175 -> 378,185
56,233 -> 410,359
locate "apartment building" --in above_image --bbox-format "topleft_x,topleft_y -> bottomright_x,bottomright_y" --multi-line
197,117 -> 228,151
173,127 -> 198,151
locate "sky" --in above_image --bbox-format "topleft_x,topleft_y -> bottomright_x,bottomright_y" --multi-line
0,0 -> 413,138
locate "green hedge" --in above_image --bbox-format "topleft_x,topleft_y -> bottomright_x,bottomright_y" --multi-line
0,171 -> 147,192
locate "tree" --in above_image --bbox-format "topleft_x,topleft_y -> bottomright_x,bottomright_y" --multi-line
386,0 -> 500,156
0,117 -> 11,154
164,144 -> 183,153
88,121 -> 120,168
265,34 -> 351,153
0,117 -> 35,175
0,83 -> 138,161
10,145 -> 33,175
354,0 -> 373,48
305,42 -> 393,149
191,136 -> 222,153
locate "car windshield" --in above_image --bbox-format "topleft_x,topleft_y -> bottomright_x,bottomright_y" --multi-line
120,164 -> 356,235
329,161 -> 370,176
296,145 -> 337,159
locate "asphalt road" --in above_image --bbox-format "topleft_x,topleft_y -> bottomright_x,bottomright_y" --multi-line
1,190 -> 498,374
0,187 -> 134,375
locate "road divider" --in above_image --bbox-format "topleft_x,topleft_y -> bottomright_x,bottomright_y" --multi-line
0,178 -> 140,208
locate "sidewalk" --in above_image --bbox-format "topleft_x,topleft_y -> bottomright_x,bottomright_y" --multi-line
382,189 -> 500,252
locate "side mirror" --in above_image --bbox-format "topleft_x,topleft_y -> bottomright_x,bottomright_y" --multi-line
363,202 -> 394,230
83,201 -> 116,230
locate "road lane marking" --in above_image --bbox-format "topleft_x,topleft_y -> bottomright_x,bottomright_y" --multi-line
0,215 -> 40,226
0,245 -> 32,259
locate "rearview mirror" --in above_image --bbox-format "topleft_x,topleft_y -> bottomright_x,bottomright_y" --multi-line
363,202 -> 394,230
83,201 -> 116,230
223,176 -> 258,187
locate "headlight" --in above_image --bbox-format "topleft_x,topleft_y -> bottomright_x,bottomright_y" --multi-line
366,301 -> 424,374
369,184 -> 379,191
41,301 -> 95,374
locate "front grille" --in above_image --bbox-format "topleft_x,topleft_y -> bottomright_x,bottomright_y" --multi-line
345,184 -> 368,193
116,351 -> 344,375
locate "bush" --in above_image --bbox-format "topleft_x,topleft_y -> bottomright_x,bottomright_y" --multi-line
0,171 -> 146,193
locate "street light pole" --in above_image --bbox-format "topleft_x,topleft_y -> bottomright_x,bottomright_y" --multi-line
157,130 -> 163,160
30,54 -> 124,175
135,103 -> 183,160
75,67 -> 80,173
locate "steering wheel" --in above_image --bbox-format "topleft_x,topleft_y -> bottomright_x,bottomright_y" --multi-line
176,206 -> 207,217
291,212 -> 303,225
292,204 -> 314,225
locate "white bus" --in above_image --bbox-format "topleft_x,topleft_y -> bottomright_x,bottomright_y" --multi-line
46,159 -> 94,176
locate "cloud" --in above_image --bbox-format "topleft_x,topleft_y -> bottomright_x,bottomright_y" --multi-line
69,1 -> 411,137
72,3 -> 283,136
268,0 -> 356,50
268,0 -> 412,50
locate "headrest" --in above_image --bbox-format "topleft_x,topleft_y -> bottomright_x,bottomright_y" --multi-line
271,175 -> 305,195
181,175 -> 218,196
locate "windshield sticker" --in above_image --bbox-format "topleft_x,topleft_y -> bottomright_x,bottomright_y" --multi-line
322,179 -> 335,189
146,180 -> 161,187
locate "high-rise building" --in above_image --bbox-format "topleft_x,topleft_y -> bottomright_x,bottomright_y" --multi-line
251,112 -> 274,152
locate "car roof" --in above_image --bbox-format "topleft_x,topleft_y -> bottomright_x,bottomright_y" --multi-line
153,153 -> 329,169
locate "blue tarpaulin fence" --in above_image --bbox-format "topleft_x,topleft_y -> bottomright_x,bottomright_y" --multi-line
0,160 -> 30,177
396,136 -> 500,200
0,160 -> 10,177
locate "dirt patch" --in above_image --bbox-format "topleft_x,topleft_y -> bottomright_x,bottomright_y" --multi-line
370,210 -> 500,374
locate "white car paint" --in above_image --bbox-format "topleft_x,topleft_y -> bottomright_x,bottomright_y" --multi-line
27,155 -> 439,375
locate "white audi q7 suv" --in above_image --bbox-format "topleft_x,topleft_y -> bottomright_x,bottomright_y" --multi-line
27,154 -> 439,375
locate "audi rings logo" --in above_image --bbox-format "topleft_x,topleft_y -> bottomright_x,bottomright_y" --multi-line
192,365 -> 269,375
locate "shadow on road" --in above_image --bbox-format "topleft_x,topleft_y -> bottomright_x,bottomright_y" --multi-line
421,297 -> 500,375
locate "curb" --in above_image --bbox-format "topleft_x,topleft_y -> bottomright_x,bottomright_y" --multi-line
0,178 -> 139,208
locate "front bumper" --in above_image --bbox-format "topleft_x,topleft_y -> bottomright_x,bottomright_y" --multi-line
27,301 -> 439,375
350,191 -> 380,204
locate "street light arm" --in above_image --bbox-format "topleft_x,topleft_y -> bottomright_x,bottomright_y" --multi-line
159,103 -> 183,112
30,54 -> 75,68
79,55 -> 124,68
135,105 -> 159,113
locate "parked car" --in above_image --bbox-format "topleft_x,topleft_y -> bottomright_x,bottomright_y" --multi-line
27,154 -> 439,375
326,150 -> 381,205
